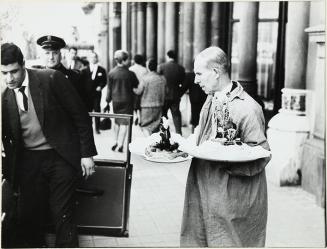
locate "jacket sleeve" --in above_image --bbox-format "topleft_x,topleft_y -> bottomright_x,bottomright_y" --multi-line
100,67 -> 107,89
224,106 -> 271,177
50,70 -> 97,158
130,71 -> 139,88
106,73 -> 112,103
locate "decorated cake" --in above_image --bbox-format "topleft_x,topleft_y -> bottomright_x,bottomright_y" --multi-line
145,117 -> 189,160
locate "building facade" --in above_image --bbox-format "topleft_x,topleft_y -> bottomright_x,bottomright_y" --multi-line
95,1 -> 325,206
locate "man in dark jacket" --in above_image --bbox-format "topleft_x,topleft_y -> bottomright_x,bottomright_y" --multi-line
36,35 -> 88,107
81,51 -> 107,133
1,43 -> 97,247
158,50 -> 185,135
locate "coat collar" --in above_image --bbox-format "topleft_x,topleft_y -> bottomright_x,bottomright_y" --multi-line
2,88 -> 21,141
227,81 -> 245,101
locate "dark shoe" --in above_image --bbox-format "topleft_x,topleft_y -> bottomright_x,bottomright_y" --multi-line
118,146 -> 123,153
95,129 -> 100,134
111,144 -> 118,151
134,117 -> 139,126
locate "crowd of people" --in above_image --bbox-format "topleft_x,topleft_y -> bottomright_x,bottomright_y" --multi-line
26,35 -> 207,153
1,34 -> 270,248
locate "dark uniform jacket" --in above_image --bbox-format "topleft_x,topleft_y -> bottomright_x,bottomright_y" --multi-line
158,61 -> 185,101
54,63 -> 88,105
81,65 -> 107,110
2,68 -> 97,189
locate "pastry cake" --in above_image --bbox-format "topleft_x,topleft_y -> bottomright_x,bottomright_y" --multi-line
145,117 -> 188,160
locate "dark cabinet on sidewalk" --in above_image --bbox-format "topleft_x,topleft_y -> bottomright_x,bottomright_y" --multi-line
74,113 -> 133,237
75,159 -> 132,237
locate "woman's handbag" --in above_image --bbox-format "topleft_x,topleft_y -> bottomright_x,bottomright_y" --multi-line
99,104 -> 112,130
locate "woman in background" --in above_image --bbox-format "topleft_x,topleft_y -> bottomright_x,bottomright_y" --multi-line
134,58 -> 166,136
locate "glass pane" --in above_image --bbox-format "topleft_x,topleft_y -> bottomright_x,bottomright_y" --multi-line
256,21 -> 278,103
259,2 -> 279,19
230,22 -> 239,81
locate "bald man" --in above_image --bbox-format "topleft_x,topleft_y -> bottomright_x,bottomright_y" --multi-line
179,46 -> 271,247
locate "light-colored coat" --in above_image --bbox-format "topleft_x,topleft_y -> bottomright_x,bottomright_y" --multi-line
180,82 -> 271,247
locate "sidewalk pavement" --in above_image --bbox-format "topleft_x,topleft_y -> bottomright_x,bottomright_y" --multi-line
47,123 -> 325,247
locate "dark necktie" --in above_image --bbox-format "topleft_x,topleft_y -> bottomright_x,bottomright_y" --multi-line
18,86 -> 28,111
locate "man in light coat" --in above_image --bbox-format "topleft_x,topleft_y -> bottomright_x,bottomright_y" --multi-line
178,46 -> 271,247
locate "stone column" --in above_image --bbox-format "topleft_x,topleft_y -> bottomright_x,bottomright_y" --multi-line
121,2 -> 128,51
266,2 -> 311,188
193,2 -> 208,57
137,2 -> 146,57
237,2 -> 259,96
126,3 -> 132,53
210,2 -> 221,47
165,2 -> 177,52
157,2 -> 166,64
108,3 -> 113,69
98,3 -> 109,71
302,25 -> 325,207
131,3 -> 138,58
183,2 -> 194,72
146,2 -> 156,59
285,2 -> 310,89
112,2 -> 121,54
178,3 -> 184,64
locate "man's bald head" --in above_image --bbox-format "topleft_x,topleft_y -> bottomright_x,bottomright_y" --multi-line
195,46 -> 229,75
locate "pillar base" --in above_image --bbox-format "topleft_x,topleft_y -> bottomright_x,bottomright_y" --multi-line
300,137 -> 325,208
266,112 -> 310,186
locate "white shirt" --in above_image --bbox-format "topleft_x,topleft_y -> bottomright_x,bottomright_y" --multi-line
129,64 -> 147,82
89,63 -> 98,80
14,70 -> 29,112
69,60 -> 75,70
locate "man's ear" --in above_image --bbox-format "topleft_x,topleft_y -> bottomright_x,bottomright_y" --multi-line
213,68 -> 219,79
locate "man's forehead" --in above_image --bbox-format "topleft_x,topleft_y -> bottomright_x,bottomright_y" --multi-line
194,58 -> 208,69
43,48 -> 60,53
1,62 -> 23,71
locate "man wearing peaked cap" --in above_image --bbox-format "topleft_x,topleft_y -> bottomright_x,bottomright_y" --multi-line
36,35 -> 88,107
36,35 -> 66,50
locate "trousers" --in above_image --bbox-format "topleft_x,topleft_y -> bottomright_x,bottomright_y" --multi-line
92,91 -> 102,130
16,149 -> 80,247
162,99 -> 182,134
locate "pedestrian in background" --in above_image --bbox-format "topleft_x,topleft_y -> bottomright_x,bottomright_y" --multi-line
129,54 -> 147,125
179,72 -> 207,132
106,50 -> 139,152
67,46 -> 84,71
1,43 -> 97,247
158,50 -> 185,135
134,58 -> 166,136
81,51 -> 107,134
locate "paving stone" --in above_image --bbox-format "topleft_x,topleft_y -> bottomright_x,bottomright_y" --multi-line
79,122 -> 326,247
